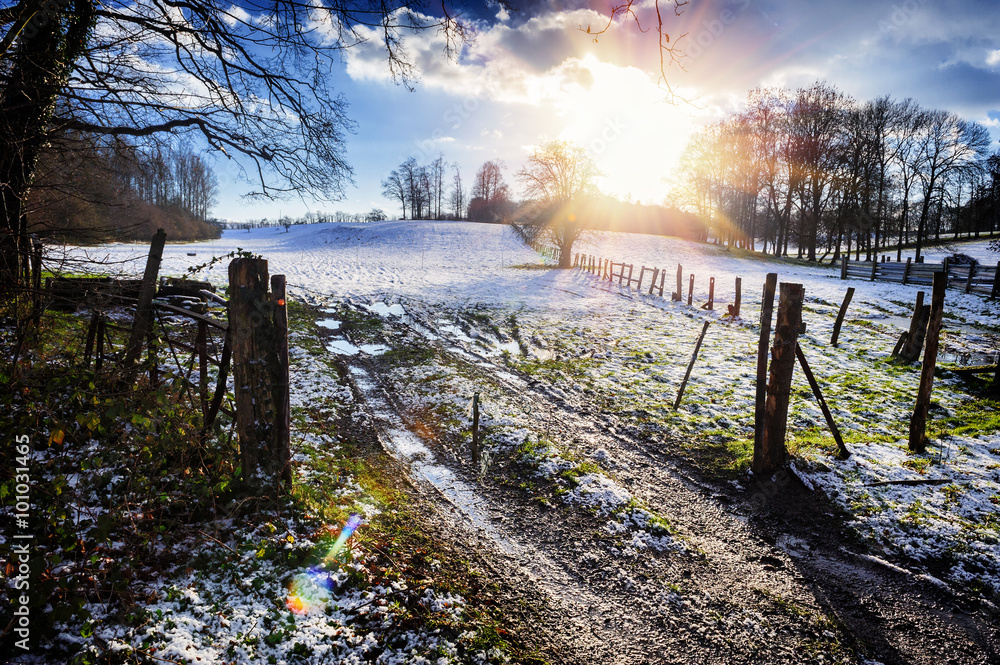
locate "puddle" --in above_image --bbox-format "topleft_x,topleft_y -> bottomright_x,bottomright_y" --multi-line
317,318 -> 341,331
327,339 -> 360,355
325,340 -> 389,356
939,352 -> 998,366
342,359 -> 520,555
381,427 -> 517,552
367,302 -> 406,318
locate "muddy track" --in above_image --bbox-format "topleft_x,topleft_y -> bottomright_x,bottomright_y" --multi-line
332,303 -> 999,664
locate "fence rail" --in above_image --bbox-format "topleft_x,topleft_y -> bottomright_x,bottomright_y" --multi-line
840,256 -> 1000,297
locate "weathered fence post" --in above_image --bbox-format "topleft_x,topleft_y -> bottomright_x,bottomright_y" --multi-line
229,257 -> 287,491
702,277 -> 715,310
870,259 -> 877,281
992,261 -> 1000,299
830,287 -> 855,347
95,318 -> 107,372
83,311 -> 100,366
752,273 -> 779,476
687,274 -> 694,306
902,257 -> 912,285
674,264 -> 683,301
729,277 -> 743,319
471,392 -> 481,466
649,268 -> 659,295
627,264 -> 634,288
673,320 -> 710,410
196,320 -> 209,416
795,344 -> 850,459
840,256 -> 848,280
909,272 -> 946,453
899,292 -> 929,362
965,262 -> 976,294
271,274 -> 292,484
122,229 -> 166,378
658,269 -> 666,297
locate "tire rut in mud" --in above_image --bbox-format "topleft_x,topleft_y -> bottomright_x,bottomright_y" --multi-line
328,302 -> 999,665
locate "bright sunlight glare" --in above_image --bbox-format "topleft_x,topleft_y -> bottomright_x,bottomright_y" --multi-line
549,54 -> 700,204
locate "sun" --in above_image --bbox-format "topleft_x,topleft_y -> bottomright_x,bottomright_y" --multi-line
546,54 -> 700,204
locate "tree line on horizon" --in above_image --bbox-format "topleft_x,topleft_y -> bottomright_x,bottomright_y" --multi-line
27,136 -> 222,244
672,82 -> 999,262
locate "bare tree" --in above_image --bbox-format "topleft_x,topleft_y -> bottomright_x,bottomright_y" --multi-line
516,140 -> 601,268
911,111 -> 991,260
0,0 -> 485,288
381,169 -> 407,220
450,164 -> 465,219
469,160 -> 511,223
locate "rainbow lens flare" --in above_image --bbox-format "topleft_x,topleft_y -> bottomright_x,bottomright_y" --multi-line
285,514 -> 362,615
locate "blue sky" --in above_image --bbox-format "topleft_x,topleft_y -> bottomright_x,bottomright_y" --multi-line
213,0 -> 1000,222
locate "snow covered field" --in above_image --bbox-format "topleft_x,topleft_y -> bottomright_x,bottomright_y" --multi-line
65,221 -> 1000,597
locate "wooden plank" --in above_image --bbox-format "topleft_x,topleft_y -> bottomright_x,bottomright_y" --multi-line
909,271 -> 946,453
272,274 -> 291,486
123,229 -> 167,377
753,273 -> 778,472
154,301 -> 227,330
229,257 -> 282,490
796,343 -> 850,459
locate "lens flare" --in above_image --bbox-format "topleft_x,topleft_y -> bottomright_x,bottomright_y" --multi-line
285,514 -> 362,615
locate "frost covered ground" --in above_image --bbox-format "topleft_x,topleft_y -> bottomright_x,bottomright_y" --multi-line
64,222 -> 1000,607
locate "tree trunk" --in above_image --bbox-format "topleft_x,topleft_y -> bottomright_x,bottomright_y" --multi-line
0,0 -> 96,290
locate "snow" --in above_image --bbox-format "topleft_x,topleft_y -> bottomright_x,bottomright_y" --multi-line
63,220 -> 1000,595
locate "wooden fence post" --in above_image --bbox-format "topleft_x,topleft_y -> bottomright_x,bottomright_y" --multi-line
840,256 -> 848,280
471,392 -> 480,466
229,257 -> 284,491
95,318 -> 106,371
729,277 -> 742,319
271,274 -> 292,485
965,262 -> 976,294
687,274 -> 694,306
870,259 -> 877,281
992,261 -> 1000,299
830,287 -> 854,347
902,257 -> 912,285
673,320 -> 710,410
627,264 -> 634,288
196,320 -> 209,416
795,344 -> 850,459
702,277 -> 714,310
658,269 -> 666,297
637,267 -> 646,292
753,273 -> 778,473
909,271 -> 946,453
674,264 -> 683,301
122,229 -> 166,378
755,281 -> 804,476
899,292 -> 928,362
83,311 -> 100,366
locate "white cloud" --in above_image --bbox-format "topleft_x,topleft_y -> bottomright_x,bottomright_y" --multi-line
987,50 -> 1000,68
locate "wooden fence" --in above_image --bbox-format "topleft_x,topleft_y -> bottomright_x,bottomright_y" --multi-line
841,256 -> 1000,297
45,232 -> 291,490
571,251 -> 741,317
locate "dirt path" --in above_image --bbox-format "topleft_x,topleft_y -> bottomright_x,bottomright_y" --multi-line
330,304 -> 999,665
